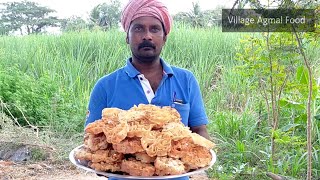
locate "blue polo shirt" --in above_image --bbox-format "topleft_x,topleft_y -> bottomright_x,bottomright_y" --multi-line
85,58 -> 208,180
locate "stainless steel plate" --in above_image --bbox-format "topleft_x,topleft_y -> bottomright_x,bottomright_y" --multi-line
69,145 -> 216,180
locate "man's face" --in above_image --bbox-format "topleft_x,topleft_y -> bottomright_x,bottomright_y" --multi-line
127,16 -> 167,63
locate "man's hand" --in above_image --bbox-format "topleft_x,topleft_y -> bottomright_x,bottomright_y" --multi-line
190,125 -> 210,140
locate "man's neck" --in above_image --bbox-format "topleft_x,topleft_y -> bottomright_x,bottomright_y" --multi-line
131,57 -> 162,75
131,57 -> 163,92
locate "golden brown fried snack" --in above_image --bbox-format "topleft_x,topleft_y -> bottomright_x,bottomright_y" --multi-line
84,133 -> 109,151
148,107 -> 181,127
120,158 -> 155,176
112,137 -> 144,154
190,133 -> 215,149
161,106 -> 182,122
85,119 -> 105,135
103,120 -> 129,144
89,162 -> 121,172
74,147 -> 92,161
134,152 -> 156,163
127,121 -> 154,138
141,131 -> 172,157
89,149 -> 124,163
108,150 -> 125,162
130,104 -> 160,112
168,137 -> 194,159
91,149 -> 111,163
130,104 -> 181,128
78,104 -> 216,176
75,148 -> 123,164
181,146 -> 212,169
162,122 -> 191,141
102,107 -> 123,121
154,156 -> 186,176
118,109 -> 147,122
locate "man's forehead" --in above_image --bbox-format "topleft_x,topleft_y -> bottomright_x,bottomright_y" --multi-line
131,16 -> 162,26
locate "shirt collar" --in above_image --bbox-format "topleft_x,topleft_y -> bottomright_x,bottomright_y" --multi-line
124,58 -> 140,78
162,58 -> 174,76
124,58 -> 174,78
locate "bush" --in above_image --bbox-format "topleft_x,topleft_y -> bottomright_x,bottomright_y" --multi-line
0,64 -> 83,132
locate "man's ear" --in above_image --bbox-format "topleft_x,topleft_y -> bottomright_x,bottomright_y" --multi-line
126,34 -> 129,44
163,35 -> 167,43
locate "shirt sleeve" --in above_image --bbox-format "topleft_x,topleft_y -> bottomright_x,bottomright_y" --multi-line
85,79 -> 108,127
188,73 -> 209,127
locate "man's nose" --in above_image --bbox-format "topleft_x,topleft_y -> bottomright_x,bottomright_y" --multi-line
142,30 -> 152,41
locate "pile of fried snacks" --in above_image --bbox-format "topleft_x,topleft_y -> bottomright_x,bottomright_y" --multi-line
74,104 -> 215,176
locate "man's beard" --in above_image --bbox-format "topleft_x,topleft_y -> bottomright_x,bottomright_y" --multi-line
132,52 -> 158,63
132,41 -> 160,63
138,40 -> 156,50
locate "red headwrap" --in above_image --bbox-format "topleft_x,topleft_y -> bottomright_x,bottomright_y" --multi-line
121,0 -> 173,35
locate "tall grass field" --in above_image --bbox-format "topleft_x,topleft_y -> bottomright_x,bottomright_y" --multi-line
0,27 -> 319,179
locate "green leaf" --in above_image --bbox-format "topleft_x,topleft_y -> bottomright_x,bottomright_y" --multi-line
281,124 -> 301,132
279,99 -> 305,111
296,66 -> 309,85
294,114 -> 307,124
314,115 -> 320,121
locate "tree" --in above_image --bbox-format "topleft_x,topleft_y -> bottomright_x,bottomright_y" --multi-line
0,19 -> 11,35
202,7 -> 223,26
233,0 -> 319,179
173,2 -> 223,28
0,1 -> 61,35
89,0 -> 121,30
61,16 -> 88,32
173,2 -> 205,27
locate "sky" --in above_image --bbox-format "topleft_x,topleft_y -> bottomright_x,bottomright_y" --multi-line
0,0 -> 234,19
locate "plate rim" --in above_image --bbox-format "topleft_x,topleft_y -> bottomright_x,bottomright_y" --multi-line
69,145 -> 216,179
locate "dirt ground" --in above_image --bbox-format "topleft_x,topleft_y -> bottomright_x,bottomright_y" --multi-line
0,160 -> 210,180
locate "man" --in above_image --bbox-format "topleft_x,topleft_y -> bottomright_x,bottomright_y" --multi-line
85,0 -> 210,179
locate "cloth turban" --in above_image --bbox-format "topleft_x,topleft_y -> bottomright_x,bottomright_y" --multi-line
121,0 -> 173,35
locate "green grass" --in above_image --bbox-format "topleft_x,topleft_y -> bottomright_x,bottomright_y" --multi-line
0,27 -> 319,179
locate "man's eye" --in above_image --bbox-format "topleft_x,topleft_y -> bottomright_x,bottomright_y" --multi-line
134,27 -> 142,31
151,27 -> 160,33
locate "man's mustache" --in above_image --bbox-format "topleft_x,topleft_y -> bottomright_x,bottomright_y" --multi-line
138,41 -> 156,49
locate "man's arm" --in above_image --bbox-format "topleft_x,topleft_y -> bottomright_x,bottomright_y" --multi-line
85,80 -> 108,127
190,125 -> 210,140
